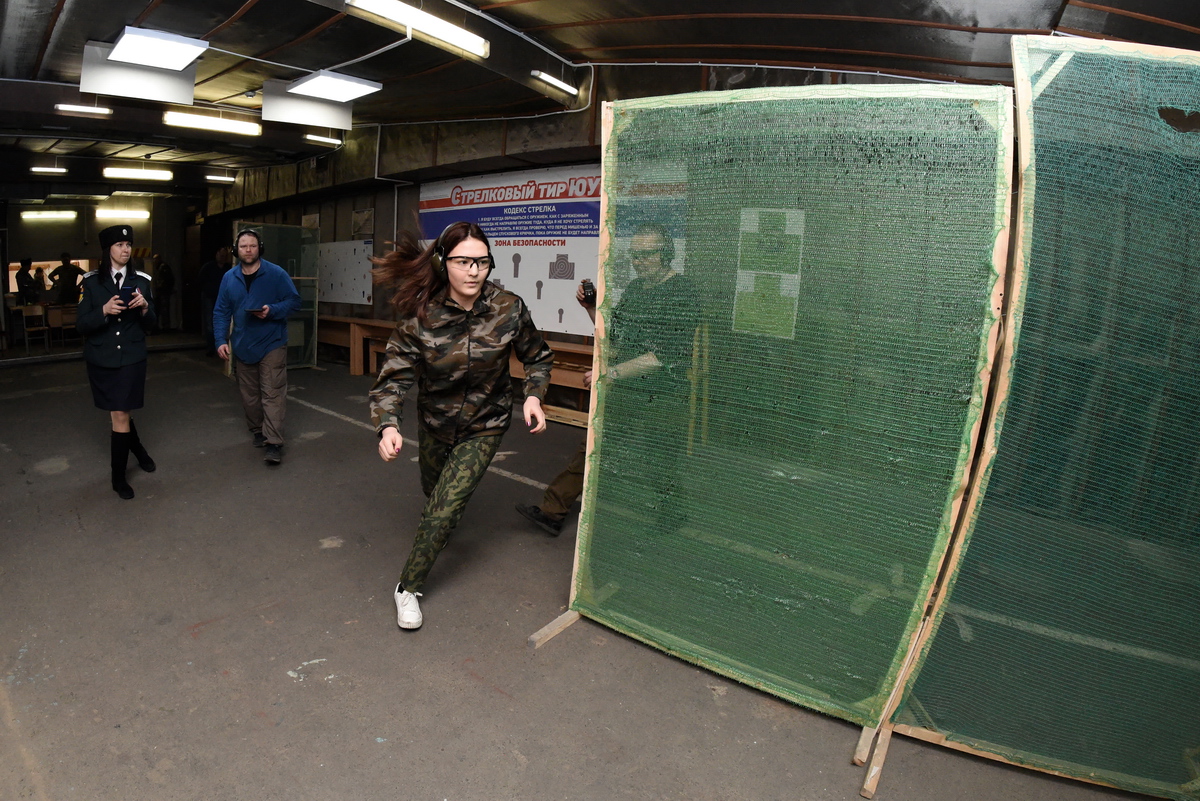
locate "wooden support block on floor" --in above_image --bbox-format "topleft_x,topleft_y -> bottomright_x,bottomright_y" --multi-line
860,723 -> 894,799
853,725 -> 877,766
528,610 -> 580,649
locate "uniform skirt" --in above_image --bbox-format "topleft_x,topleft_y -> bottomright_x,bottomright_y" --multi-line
87,360 -> 146,411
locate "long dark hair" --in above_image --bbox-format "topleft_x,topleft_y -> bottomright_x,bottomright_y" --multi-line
371,221 -> 490,322
99,246 -> 131,280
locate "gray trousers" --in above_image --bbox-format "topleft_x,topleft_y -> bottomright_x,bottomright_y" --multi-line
236,346 -> 288,446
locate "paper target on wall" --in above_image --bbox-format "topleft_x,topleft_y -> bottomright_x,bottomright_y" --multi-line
318,240 -> 373,306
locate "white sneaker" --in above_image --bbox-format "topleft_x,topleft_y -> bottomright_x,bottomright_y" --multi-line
394,584 -> 423,629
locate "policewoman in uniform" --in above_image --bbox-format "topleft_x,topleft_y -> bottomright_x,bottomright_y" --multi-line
369,221 -> 555,630
77,225 -> 157,500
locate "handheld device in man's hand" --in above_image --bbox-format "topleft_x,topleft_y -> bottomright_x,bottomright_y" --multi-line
581,279 -> 597,306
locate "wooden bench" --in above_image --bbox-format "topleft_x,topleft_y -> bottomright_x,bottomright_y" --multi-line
511,339 -> 594,427
368,335 -> 389,374
318,314 -> 398,376
319,315 -> 594,425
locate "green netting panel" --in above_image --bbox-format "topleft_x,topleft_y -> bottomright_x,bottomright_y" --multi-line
893,37 -> 1200,800
573,85 -> 1012,727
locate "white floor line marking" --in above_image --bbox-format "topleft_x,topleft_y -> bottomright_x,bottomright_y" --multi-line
289,395 -> 548,490
487,466 -> 548,491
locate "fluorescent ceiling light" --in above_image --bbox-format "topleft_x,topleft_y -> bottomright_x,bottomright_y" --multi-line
96,209 -> 151,220
346,0 -> 489,58
206,174 -> 236,183
55,103 -> 113,115
108,27 -> 209,71
30,166 -> 68,174
47,193 -> 110,201
305,133 -> 343,145
163,110 -> 261,136
531,70 -> 577,95
21,210 -> 78,220
112,190 -> 168,197
104,166 -> 174,181
287,70 -> 382,102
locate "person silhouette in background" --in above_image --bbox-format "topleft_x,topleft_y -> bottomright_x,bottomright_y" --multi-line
50,253 -> 84,305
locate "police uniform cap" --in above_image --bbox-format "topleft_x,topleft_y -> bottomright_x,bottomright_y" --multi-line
99,225 -> 134,251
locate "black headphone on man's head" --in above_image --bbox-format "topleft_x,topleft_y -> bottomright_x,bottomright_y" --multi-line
430,222 -> 492,280
234,228 -> 265,256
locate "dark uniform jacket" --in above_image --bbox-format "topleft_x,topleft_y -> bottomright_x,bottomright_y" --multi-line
77,269 -> 157,367
370,281 -> 554,443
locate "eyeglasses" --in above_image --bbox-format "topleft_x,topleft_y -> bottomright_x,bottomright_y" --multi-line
445,255 -> 492,271
630,249 -> 662,260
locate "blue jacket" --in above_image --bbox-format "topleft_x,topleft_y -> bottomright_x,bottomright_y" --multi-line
213,259 -> 302,364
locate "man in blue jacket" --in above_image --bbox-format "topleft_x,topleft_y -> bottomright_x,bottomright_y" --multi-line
214,229 -> 302,465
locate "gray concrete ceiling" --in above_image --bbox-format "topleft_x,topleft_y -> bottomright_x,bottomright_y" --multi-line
1,0 -> 1198,198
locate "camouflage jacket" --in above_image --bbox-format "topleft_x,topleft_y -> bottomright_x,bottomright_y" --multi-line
369,282 -> 554,443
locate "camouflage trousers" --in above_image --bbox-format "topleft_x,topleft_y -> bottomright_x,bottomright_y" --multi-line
399,427 -> 503,592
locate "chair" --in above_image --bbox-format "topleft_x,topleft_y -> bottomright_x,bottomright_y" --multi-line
60,305 -> 79,345
21,305 -> 50,355
46,305 -> 79,346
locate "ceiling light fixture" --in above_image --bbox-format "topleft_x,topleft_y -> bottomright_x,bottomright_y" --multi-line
163,110 -> 261,136
47,193 -> 110,201
30,166 -> 68,174
206,174 -> 237,183
21,210 -> 78,221
530,70 -> 577,95
55,103 -> 113,115
345,0 -> 489,58
103,166 -> 174,181
305,133 -> 343,145
108,27 -> 210,71
287,70 -> 382,103
95,209 -> 151,220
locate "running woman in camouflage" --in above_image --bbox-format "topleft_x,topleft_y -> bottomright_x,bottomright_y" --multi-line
369,221 -> 555,630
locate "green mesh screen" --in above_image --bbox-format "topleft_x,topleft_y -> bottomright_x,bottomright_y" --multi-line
893,38 -> 1200,800
573,85 -> 1012,726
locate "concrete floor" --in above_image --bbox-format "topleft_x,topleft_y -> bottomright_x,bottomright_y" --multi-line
0,351 -> 1138,801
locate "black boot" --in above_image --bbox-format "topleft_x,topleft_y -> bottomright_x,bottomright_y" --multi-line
111,431 -> 134,499
128,419 -> 156,472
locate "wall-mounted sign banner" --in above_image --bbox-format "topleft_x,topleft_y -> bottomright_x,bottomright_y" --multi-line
420,164 -> 600,336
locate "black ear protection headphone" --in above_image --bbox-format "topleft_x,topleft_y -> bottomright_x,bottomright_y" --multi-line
429,223 -> 454,280
658,233 -> 676,265
234,228 -> 265,256
430,222 -> 493,280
